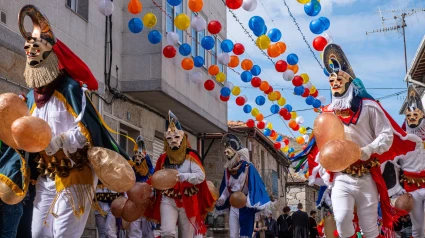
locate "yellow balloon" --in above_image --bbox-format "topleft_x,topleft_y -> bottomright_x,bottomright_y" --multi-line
291,111 -> 297,119
277,97 -> 286,106
216,72 -> 226,83
320,52 -> 323,59
282,146 -> 289,152
297,0 -> 310,3
299,126 -> 306,134
174,14 -> 190,30
268,92 -> 277,101
300,73 -> 310,84
251,108 -> 259,117
232,86 -> 241,96
310,86 -> 317,94
257,35 -> 271,50
266,122 -> 273,129
143,13 -> 157,28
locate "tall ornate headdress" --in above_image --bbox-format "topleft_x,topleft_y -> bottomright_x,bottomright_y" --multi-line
18,5 -> 56,45
221,133 -> 244,151
165,110 -> 183,132
406,85 -> 424,113
323,44 -> 356,79
134,135 -> 147,154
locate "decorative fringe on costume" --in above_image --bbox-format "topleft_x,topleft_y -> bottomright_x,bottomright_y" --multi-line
406,119 -> 425,140
24,52 -> 61,88
328,84 -> 357,110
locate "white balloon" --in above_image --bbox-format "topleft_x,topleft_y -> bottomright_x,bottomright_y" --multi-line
190,72 -> 202,84
317,95 -> 326,104
191,16 -> 207,32
217,53 -> 230,65
166,32 -> 179,45
242,95 -> 248,102
322,32 -> 333,44
242,0 -> 258,12
282,70 -> 294,81
303,135 -> 310,142
98,0 -> 114,16
304,81 -> 312,89
295,116 -> 304,124
225,82 -> 234,90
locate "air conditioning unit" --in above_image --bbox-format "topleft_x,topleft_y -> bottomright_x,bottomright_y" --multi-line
0,10 -> 6,25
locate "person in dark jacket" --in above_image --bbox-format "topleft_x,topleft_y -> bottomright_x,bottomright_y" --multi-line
291,203 -> 309,238
264,213 -> 278,238
277,206 -> 293,238
309,210 -> 319,238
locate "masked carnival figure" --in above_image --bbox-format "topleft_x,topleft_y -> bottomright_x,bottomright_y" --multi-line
144,111 -> 216,238
127,136 -> 155,238
95,184 -> 122,238
214,133 -> 272,238
17,5 -> 131,238
306,43 -> 419,237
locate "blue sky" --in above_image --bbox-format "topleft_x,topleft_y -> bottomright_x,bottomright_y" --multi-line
224,0 -> 425,138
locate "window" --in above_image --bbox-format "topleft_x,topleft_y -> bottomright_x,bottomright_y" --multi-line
1,10 -> 6,25
191,13 -> 206,62
166,2 -> 184,44
66,0 -> 88,21
272,170 -> 278,197
152,136 -> 164,166
211,39 -> 217,66
217,38 -> 224,71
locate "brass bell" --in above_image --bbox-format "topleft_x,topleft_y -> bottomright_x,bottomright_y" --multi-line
408,180 -> 413,184
346,168 -> 352,174
371,161 -> 376,167
376,160 -> 381,166
39,159 -> 45,165
36,163 -> 44,170
351,170 -> 357,176
49,173 -> 54,178
44,169 -> 50,176
357,170 -> 362,177
421,179 -> 425,184
184,189 -> 189,196
67,161 -> 72,168
60,159 -> 67,168
417,182 -> 421,187
47,162 -> 54,170
51,157 -> 57,164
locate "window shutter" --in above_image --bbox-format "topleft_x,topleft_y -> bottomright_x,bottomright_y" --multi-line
152,137 -> 164,167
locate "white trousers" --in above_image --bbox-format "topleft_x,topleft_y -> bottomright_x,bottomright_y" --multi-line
331,174 -> 379,238
160,196 -> 194,238
95,202 -> 118,238
410,188 -> 425,238
229,206 -> 240,238
32,175 -> 95,238
128,217 -> 155,238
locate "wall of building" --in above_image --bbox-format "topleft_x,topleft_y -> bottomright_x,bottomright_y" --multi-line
287,184 -> 320,221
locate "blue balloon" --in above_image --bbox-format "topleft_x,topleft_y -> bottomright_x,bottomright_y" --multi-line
263,128 -> 271,136
221,39 -> 234,53
267,28 -> 282,42
255,96 -> 266,106
276,135 -> 283,142
270,105 -> 280,114
220,87 -> 231,97
319,17 -> 330,31
241,71 -> 253,82
294,86 -> 304,96
284,104 -> 292,112
288,148 -> 295,153
304,0 -> 321,16
249,16 -> 265,33
251,65 -> 261,76
128,18 -> 143,33
194,56 -> 204,67
310,19 -> 325,34
201,36 -> 215,50
313,99 -> 322,108
287,54 -> 299,65
179,43 -> 192,56
243,104 -> 252,113
305,95 -> 314,105
167,0 -> 182,6
148,30 -> 162,44
324,67 -> 330,76
253,25 -> 267,37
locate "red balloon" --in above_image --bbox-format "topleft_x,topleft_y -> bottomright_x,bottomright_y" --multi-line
208,20 -> 222,35
283,112 -> 291,120
270,130 -> 276,138
275,60 -> 288,72
257,121 -> 265,129
226,0 -> 243,9
311,90 -> 319,98
233,43 -> 245,55
283,138 -> 289,145
292,76 -> 303,87
251,77 -> 262,87
204,79 -> 215,91
302,88 -> 310,97
163,45 -> 176,58
274,142 -> 281,149
312,36 -> 328,51
235,96 -> 245,106
279,108 -> 288,116
220,95 -> 230,102
246,119 -> 255,128
302,145 -> 307,150
293,124 -> 300,131
264,86 -> 273,95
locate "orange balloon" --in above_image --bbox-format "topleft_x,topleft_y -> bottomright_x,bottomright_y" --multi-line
267,44 -> 280,58
188,0 -> 203,12
288,120 -> 297,128
181,58 -> 194,70
287,64 -> 299,74
274,91 -> 281,100
228,55 -> 240,68
241,59 -> 253,71
209,65 -> 220,75
128,0 -> 142,14
313,113 -> 345,150
276,42 -> 287,54
151,169 -> 178,190
296,136 -> 305,144
229,191 -> 247,208
259,81 -> 270,91
319,140 -> 361,172
256,113 -> 264,121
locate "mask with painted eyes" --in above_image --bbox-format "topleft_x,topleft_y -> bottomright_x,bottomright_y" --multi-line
405,85 -> 425,128
133,152 -> 146,166
24,38 -> 53,67
164,130 -> 185,150
329,71 -> 352,97
224,146 -> 236,160
406,108 -> 424,128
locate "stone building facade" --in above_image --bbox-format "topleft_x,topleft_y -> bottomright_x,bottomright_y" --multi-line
286,173 -> 321,220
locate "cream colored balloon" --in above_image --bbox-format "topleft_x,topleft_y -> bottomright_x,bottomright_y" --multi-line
11,116 -> 52,152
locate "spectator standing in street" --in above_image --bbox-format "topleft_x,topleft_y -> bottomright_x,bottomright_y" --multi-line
0,199 -> 24,238
264,213 -> 278,238
309,211 -> 319,238
291,203 -> 309,238
277,206 -> 292,238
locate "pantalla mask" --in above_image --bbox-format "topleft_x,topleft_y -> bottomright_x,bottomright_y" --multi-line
163,111 -> 187,165
133,135 -> 147,166
221,133 -> 244,169
405,85 -> 425,128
